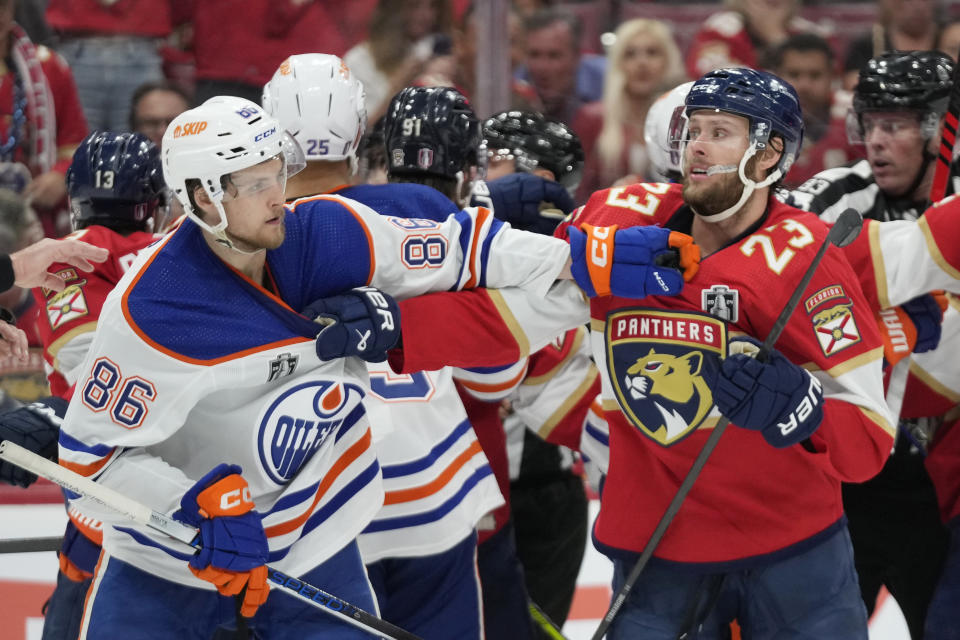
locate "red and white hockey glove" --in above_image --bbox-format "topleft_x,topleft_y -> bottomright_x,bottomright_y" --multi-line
173,464 -> 270,617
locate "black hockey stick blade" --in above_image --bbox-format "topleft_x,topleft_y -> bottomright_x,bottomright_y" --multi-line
828,208 -> 863,249
590,214 -> 860,640
0,536 -> 63,553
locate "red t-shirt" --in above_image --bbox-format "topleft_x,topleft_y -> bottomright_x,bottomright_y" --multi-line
46,0 -> 173,37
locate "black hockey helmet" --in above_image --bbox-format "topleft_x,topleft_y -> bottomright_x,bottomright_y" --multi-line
67,131 -> 166,232
483,110 -> 584,193
853,51 -> 954,115
384,86 -> 484,181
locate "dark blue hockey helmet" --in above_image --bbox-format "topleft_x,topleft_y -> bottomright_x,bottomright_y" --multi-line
684,67 -> 804,180
384,86 -> 485,182
67,131 -> 167,232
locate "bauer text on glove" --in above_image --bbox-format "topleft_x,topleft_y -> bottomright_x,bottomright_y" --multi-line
713,337 -> 824,448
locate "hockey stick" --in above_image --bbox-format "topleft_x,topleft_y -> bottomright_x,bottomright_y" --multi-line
0,536 -> 63,553
591,208 -> 864,640
0,440 -> 424,640
929,58 -> 960,203
529,599 -> 570,640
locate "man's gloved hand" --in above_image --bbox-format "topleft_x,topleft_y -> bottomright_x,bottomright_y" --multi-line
567,223 -> 698,298
876,293 -> 947,368
0,396 -> 67,487
302,286 -> 401,362
173,464 -> 269,617
714,337 -> 824,448
902,293 -> 947,354
480,173 -> 576,235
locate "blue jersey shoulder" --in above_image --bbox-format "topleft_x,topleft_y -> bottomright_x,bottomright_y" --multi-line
124,221 -> 318,361
339,183 -> 458,222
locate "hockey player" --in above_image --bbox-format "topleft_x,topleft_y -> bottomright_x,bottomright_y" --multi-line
551,68 -> 894,638
0,131 -> 166,639
783,50 -> 955,637
57,95 -> 685,637
262,54 -> 503,639
479,108 -> 592,631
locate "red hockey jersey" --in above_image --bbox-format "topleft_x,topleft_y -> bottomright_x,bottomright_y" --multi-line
556,182 -> 894,565
34,226 -> 159,399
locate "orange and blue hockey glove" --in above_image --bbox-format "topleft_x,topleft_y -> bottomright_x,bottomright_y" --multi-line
567,223 -> 698,298
877,292 -> 947,368
173,464 -> 270,617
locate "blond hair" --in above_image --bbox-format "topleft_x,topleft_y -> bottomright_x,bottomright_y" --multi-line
596,19 -> 686,176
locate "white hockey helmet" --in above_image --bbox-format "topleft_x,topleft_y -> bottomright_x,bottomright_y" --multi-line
161,96 -> 305,248
644,81 -> 694,183
262,54 -> 367,171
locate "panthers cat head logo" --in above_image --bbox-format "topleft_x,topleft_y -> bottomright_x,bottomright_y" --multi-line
606,309 -> 726,446
622,349 -> 713,444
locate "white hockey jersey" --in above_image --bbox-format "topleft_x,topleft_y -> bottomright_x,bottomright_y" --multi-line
58,194 -> 570,587
358,365 -> 504,562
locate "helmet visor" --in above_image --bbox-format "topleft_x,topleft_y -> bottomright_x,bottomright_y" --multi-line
221,132 -> 306,201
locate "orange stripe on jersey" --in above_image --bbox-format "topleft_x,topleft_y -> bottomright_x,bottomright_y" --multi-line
59,449 -> 116,478
119,227 -> 312,366
289,194 -> 376,285
264,428 -> 373,538
457,364 -> 527,394
463,207 -> 491,289
383,440 -> 484,505
589,397 -> 603,415
78,549 -> 107,637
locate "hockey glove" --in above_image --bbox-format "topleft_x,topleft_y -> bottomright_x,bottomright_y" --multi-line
0,395 -> 67,487
482,173 -> 576,235
902,293 -> 947,354
876,293 -> 946,368
173,464 -> 269,617
567,223 -> 698,298
714,337 -> 824,448
302,286 -> 401,363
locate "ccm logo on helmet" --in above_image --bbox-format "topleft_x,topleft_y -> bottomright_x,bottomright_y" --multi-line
219,486 -> 253,511
254,127 -> 277,142
173,121 -> 208,138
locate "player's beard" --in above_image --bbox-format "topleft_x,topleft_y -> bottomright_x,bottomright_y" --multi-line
682,157 -> 758,218
227,209 -> 286,252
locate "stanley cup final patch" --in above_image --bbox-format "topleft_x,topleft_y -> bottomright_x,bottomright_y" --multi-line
805,285 -> 861,357
606,309 -> 727,446
701,284 -> 739,323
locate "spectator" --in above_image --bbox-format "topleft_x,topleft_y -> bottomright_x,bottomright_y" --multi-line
344,0 -> 453,123
45,0 -> 172,132
765,33 -> 862,188
577,18 -> 685,200
192,0 -> 372,105
515,8 -> 606,106
843,0 -> 942,90
0,188 -> 47,402
687,0 -> 823,80
443,4 -> 541,112
521,8 -> 602,175
0,0 -> 87,238
129,81 -> 191,149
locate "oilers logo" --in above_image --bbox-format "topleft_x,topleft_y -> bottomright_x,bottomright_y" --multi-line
258,380 -> 365,484
607,309 -> 727,446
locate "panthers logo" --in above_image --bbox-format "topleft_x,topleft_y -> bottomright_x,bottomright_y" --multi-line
607,309 -> 726,446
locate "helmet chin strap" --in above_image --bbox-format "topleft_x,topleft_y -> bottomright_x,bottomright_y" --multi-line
195,201 -> 266,256
694,145 -> 783,223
